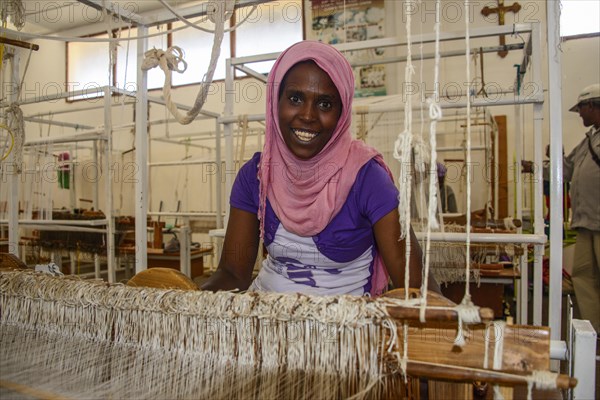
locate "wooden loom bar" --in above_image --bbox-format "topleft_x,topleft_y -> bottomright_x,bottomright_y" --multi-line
404,360 -> 578,389
0,37 -> 39,51
0,379 -> 69,400
386,305 -> 495,322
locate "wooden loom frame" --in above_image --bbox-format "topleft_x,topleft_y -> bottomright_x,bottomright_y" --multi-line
0,268 -> 578,399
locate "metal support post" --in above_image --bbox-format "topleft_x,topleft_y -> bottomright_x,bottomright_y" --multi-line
135,25 -> 149,274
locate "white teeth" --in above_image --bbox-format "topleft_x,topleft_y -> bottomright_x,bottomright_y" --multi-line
293,129 -> 317,142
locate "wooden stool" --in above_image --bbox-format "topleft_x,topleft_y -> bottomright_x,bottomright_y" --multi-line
0,253 -> 28,271
127,267 -> 199,290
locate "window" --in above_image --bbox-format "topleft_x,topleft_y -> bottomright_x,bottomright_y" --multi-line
66,2 -> 304,99
116,26 -> 169,91
68,26 -> 174,100
67,33 -> 110,100
171,20 -> 231,85
560,0 -> 600,37
234,1 -> 303,75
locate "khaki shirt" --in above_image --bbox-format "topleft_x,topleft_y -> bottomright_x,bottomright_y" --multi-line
564,126 -> 600,232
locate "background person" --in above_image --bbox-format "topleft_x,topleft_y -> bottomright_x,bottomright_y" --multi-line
564,83 -> 600,332
437,162 -> 458,213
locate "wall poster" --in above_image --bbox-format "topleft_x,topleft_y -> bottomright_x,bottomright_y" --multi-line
306,0 -> 387,97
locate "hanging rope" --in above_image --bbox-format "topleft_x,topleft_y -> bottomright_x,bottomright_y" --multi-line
477,48 -> 489,97
1,19 -> 35,174
393,0 -> 416,243
449,0 -> 482,349
393,0 -> 416,382
141,46 -> 188,74
6,104 -> 23,173
463,0 -> 473,301
141,1 -> 234,125
102,0 -> 117,86
418,0 -> 444,323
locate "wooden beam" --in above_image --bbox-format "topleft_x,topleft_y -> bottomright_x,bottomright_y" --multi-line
0,37 -> 39,51
495,115 -> 509,218
405,360 -> 577,389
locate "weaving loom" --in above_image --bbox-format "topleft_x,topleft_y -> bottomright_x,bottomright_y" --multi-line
0,268 -> 576,399
426,222 -> 523,286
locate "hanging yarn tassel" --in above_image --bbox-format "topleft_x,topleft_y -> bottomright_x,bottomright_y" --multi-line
411,135 -> 430,177
393,131 -> 413,240
141,46 -> 188,73
425,98 -> 442,232
453,295 -> 481,347
1,0 -> 25,30
6,104 -> 24,174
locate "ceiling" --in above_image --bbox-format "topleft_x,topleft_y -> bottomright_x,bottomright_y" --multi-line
13,1 -> 205,35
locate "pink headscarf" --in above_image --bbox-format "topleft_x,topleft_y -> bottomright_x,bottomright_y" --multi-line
258,41 -> 391,295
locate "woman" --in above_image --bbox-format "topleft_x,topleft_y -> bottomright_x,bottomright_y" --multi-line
202,41 -> 425,296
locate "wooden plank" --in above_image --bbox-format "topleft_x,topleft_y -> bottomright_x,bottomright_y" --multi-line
495,115 -> 509,218
397,321 -> 550,371
0,379 -> 67,400
385,289 -> 550,371
428,381 -> 472,399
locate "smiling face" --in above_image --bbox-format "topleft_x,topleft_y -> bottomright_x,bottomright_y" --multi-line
278,61 -> 343,160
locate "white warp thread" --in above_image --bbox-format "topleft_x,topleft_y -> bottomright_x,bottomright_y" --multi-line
492,320 -> 507,400
0,270 -> 418,400
461,0 -> 474,308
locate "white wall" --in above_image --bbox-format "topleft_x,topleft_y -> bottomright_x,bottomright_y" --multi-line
558,35 -> 600,153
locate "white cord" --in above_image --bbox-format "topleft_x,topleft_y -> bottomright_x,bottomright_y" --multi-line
492,321 -> 506,400
420,0 -> 443,323
463,0 -> 473,300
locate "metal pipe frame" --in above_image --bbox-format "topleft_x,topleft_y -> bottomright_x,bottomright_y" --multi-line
147,211 -> 220,217
546,2 -> 564,349
23,116 -> 94,130
149,159 -> 220,168
414,232 -> 547,245
531,22 -> 545,327
135,24 -> 149,274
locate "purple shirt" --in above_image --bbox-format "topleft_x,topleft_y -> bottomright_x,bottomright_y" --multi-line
231,152 -> 399,295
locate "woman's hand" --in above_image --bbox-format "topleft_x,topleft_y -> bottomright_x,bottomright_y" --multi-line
200,207 -> 259,292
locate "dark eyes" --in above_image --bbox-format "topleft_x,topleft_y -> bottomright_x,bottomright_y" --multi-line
287,94 -> 334,111
318,100 -> 333,110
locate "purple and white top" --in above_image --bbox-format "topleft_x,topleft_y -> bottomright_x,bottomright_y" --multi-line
231,152 -> 399,296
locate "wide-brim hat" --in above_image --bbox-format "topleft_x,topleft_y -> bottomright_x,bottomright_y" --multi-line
569,83 -> 600,112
